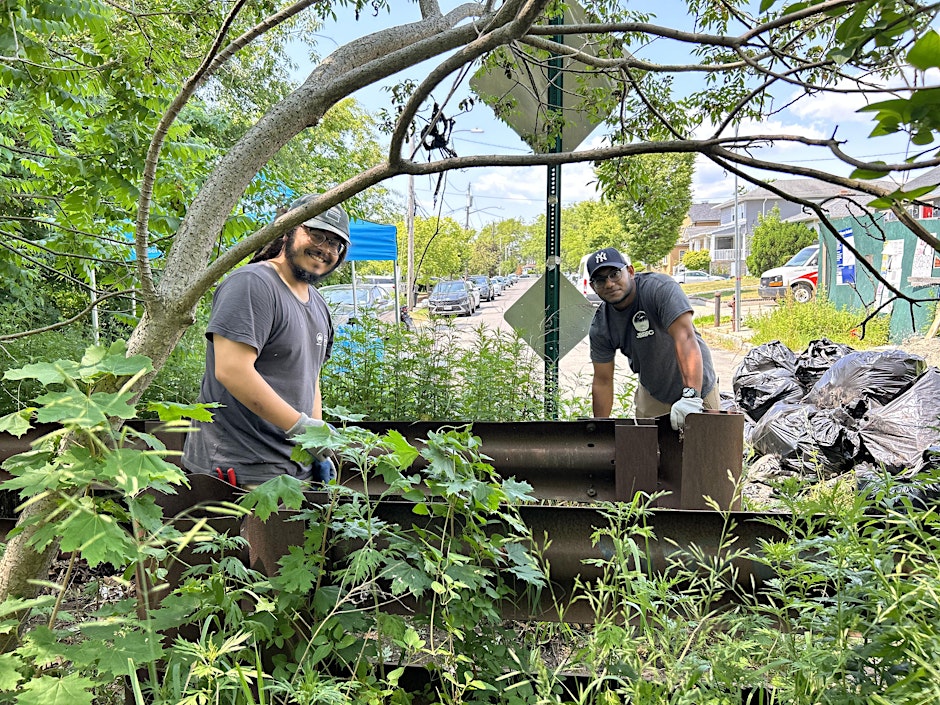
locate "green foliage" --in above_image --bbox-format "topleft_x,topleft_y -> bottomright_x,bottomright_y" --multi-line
596,153 -> 695,265
746,294 -> 892,350
682,249 -> 711,271
321,317 -> 545,422
746,206 -> 818,276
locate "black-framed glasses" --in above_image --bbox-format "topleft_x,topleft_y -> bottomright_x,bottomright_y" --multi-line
303,226 -> 346,256
590,266 -> 626,287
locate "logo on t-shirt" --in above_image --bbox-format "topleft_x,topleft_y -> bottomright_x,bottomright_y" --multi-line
633,311 -> 654,339
316,332 -> 324,347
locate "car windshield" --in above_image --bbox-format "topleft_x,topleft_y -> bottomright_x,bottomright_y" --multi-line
433,281 -> 465,294
320,288 -> 357,305
784,246 -> 818,267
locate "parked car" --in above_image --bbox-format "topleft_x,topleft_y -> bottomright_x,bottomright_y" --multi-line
465,280 -> 482,310
490,277 -> 504,296
468,275 -> 495,302
318,284 -> 396,325
672,269 -> 729,284
759,245 -> 819,303
428,280 -> 476,316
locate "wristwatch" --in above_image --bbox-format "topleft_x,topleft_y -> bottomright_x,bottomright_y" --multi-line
681,387 -> 700,399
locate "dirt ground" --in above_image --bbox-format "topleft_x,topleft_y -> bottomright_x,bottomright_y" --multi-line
900,334 -> 940,368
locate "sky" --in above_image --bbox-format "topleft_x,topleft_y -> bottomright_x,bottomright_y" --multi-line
287,2 -> 938,229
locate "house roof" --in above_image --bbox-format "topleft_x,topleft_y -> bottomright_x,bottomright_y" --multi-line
898,166 -> 940,198
717,178 -> 882,209
783,197 -> 877,224
680,224 -> 718,243
687,202 -> 721,224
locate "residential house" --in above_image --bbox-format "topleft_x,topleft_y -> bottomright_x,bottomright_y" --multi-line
684,178 -> 881,275
667,202 -> 720,273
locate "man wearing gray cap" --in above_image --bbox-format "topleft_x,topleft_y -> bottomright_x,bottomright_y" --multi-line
182,194 -> 348,487
586,247 -> 719,430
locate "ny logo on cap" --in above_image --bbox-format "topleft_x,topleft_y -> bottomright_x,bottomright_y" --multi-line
594,251 -> 609,264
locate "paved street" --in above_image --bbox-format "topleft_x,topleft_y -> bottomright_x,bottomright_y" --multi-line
418,276 -> 760,401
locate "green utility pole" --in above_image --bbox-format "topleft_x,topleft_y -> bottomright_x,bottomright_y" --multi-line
544,12 -> 563,419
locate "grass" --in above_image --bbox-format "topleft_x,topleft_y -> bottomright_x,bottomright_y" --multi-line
745,293 -> 891,350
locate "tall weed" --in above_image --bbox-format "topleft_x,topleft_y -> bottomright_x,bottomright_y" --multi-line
746,293 -> 891,351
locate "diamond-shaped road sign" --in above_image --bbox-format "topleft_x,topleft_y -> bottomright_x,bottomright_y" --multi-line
504,273 -> 597,360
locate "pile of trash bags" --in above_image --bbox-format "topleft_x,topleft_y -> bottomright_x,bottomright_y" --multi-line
729,338 -> 940,488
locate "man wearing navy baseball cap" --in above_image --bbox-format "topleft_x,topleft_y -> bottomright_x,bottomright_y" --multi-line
586,247 -> 719,430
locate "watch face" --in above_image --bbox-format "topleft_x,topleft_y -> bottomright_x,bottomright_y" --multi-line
682,387 -> 697,398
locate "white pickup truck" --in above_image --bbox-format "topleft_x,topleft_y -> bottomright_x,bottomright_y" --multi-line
759,245 -> 819,303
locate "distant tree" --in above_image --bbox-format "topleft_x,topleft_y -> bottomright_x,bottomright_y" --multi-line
467,225 -> 501,275
596,153 -> 695,265
683,250 -> 711,271
746,207 -> 818,275
400,216 -> 470,286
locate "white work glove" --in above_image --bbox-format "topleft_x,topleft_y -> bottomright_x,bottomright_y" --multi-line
287,412 -> 337,460
670,396 -> 704,431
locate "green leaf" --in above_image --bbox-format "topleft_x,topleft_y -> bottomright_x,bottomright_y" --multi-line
272,545 -> 319,593
146,401 -> 219,422
16,626 -> 71,669
3,361 -> 80,385
382,429 -> 420,468
240,475 -> 306,521
908,29 -> 940,71
78,341 -> 153,380
0,653 -> 23,690
16,673 -> 96,705
41,499 -> 136,567
73,625 -> 163,676
33,389 -> 136,428
849,165 -> 890,179
97,448 -> 184,496
0,411 -> 33,438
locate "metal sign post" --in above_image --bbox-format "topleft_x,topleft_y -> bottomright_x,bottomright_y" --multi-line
544,12 -> 563,418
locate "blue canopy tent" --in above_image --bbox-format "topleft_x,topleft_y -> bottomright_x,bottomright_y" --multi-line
347,219 -> 400,324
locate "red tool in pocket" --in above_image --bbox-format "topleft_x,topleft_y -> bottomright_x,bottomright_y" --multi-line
215,467 -> 237,486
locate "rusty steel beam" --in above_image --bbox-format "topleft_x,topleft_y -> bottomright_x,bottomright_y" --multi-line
352,412 -> 744,510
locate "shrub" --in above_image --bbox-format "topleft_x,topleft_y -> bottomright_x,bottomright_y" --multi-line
682,249 -> 710,271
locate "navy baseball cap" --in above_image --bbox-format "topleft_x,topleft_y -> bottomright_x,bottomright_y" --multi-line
586,248 -> 631,277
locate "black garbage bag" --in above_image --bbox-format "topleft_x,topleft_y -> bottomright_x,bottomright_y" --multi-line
859,368 -> 940,472
804,349 -> 926,410
733,341 -> 803,421
735,340 -> 799,377
751,402 -> 862,478
794,338 -> 854,390
734,367 -> 804,422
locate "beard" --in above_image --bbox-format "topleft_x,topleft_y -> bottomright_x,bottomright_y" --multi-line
284,230 -> 331,285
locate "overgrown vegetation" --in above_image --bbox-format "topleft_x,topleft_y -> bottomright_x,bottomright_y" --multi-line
746,294 -> 892,350
0,344 -> 938,703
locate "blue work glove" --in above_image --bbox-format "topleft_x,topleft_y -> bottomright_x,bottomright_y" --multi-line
287,412 -> 337,460
312,456 -> 337,484
670,396 -> 704,431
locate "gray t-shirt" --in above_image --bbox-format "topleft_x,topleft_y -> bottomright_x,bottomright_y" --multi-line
589,272 -> 716,404
182,263 -> 334,485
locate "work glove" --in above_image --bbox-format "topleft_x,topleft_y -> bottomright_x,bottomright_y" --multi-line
312,456 -> 337,484
287,412 -> 338,460
670,396 -> 704,431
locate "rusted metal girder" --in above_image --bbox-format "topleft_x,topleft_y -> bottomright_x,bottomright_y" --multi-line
352,411 -> 745,510
144,473 -> 782,624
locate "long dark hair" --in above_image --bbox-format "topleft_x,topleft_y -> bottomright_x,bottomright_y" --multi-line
249,205 -> 290,263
